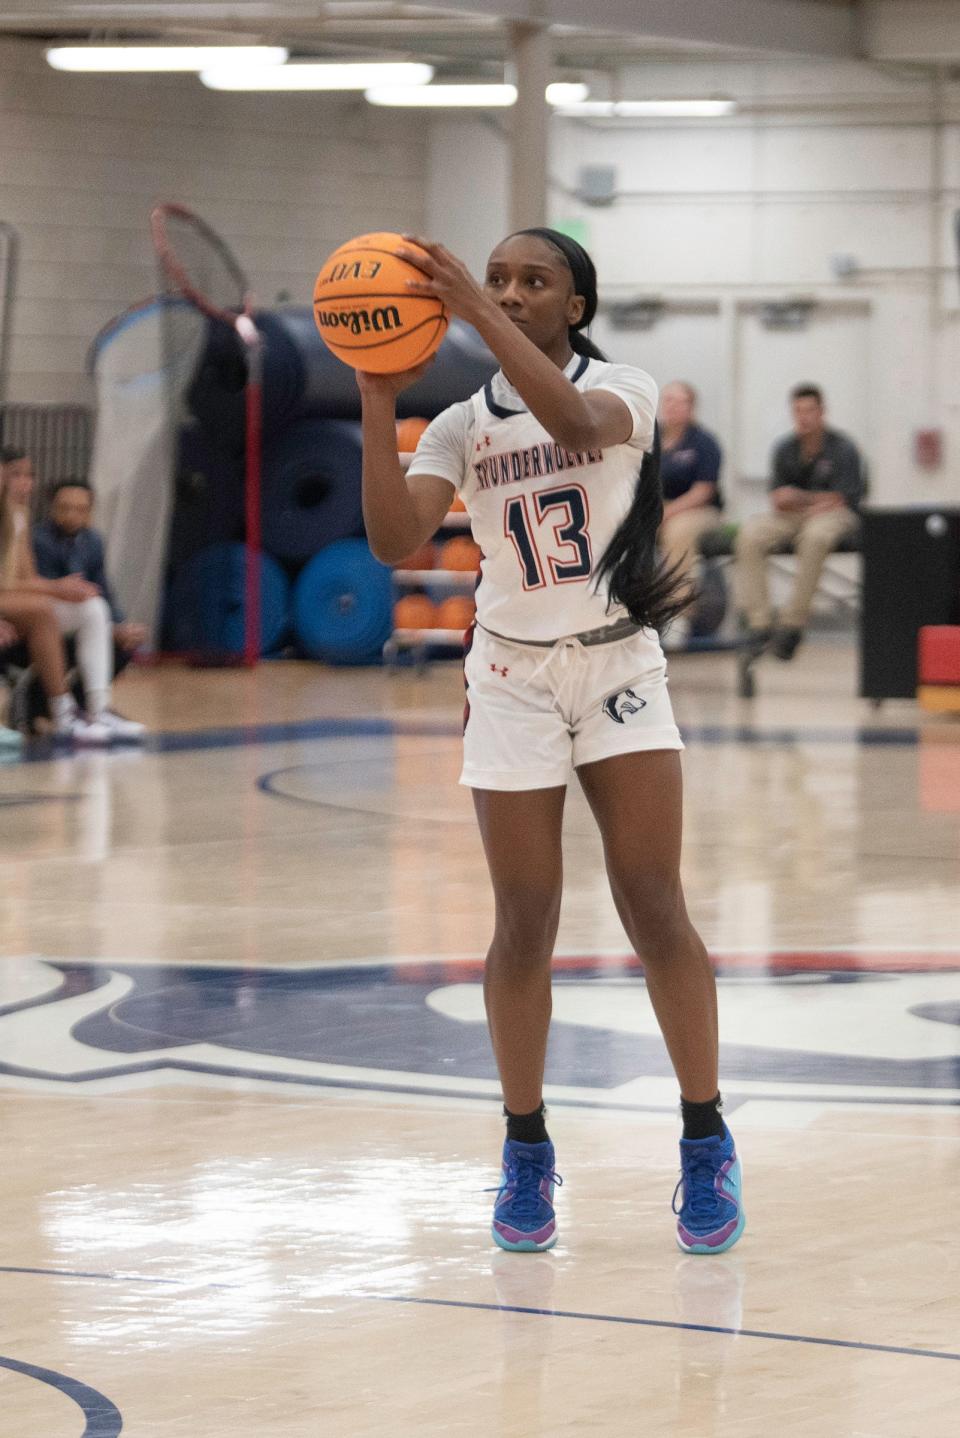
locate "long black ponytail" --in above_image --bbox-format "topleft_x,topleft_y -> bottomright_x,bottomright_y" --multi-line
592,425 -> 694,632
510,226 -> 692,632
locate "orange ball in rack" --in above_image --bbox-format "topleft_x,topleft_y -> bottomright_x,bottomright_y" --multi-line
396,417 -> 430,453
313,233 -> 448,373
393,595 -> 438,630
439,536 -> 481,572
395,541 -> 435,572
436,596 -> 476,631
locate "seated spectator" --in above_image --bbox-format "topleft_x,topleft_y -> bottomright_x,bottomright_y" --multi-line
2,444 -> 35,514
34,479 -> 148,678
1,449 -> 145,742
657,382 -> 724,650
0,446 -> 106,742
734,385 -> 865,660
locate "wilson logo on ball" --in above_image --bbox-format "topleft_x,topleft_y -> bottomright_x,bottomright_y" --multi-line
314,304 -> 402,337
312,230 -> 449,374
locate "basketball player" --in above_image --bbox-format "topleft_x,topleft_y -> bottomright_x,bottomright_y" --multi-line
357,229 -> 744,1256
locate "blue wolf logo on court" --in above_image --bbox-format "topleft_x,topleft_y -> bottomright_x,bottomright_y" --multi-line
0,955 -> 957,1110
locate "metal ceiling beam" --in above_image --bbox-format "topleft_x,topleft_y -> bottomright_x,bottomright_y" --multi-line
413,1 -> 860,58
0,1 -> 861,60
863,1 -> 960,63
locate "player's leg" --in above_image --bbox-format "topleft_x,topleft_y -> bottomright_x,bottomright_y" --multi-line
577,751 -> 717,1097
474,785 -> 565,1114
473,784 -> 566,1251
773,507 -> 860,658
577,749 -> 744,1254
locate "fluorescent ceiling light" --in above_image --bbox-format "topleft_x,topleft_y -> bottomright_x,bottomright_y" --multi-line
47,45 -> 288,73
366,83 -> 517,107
555,99 -> 737,118
546,82 -> 590,105
201,61 -> 433,91
366,81 -> 590,108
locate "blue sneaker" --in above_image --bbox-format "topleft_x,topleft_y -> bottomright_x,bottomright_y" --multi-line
673,1126 -> 745,1255
491,1139 -> 561,1252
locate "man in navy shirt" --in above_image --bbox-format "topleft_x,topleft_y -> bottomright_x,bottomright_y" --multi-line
734,384 -> 865,660
658,381 -> 724,650
31,480 -> 146,716
33,480 -> 146,667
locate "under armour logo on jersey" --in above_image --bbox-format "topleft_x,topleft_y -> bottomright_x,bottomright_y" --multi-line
475,435 -> 492,452
603,688 -> 647,724
489,663 -> 509,677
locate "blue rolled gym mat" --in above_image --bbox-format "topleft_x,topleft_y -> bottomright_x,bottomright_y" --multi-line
167,543 -> 291,656
293,540 -> 392,664
295,310 -> 497,420
166,423 -> 245,571
260,418 -> 364,565
187,311 -> 307,452
189,308 -> 497,444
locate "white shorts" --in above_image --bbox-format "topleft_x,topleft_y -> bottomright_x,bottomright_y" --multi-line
461,624 -> 683,791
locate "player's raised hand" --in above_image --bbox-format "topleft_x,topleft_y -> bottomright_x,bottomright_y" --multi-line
397,236 -> 487,323
355,357 -> 435,400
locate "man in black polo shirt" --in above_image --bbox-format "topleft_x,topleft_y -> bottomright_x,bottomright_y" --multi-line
734,384 -> 865,660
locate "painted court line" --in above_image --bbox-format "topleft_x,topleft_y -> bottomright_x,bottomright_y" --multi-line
3,1266 -> 957,1365
10,715 -> 925,767
0,1353 -> 122,1438
0,1264 -> 233,1289
367,1294 -> 960,1364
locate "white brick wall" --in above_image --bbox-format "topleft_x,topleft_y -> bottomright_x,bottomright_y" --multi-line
0,38 -> 430,404
427,60 -> 960,508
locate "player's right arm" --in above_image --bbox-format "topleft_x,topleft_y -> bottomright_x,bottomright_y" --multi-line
358,369 -> 455,566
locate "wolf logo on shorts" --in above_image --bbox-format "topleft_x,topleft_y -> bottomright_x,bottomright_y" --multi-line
603,688 -> 648,724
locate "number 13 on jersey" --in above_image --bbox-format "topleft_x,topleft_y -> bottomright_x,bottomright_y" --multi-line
504,484 -> 593,589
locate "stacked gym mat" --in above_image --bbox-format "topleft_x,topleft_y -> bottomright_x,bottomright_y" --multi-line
163,309 -> 496,662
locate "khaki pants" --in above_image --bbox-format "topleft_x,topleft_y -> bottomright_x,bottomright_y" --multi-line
658,506 -> 723,614
734,506 -> 860,630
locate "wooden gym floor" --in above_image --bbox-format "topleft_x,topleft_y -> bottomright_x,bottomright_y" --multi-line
1,638 -> 958,1437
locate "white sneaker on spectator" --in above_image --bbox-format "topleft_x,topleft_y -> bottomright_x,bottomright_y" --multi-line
97,710 -> 146,743
0,724 -> 23,750
55,714 -> 112,745
51,695 -> 108,745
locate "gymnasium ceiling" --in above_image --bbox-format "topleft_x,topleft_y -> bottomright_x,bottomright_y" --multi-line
0,1 -> 957,69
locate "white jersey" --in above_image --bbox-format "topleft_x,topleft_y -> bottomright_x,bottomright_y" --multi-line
406,353 -> 658,642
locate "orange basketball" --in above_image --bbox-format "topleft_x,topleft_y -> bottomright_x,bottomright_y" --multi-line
396,417 -> 430,452
394,541 -> 435,572
313,232 -> 448,373
436,596 -> 476,631
448,494 -> 467,514
439,536 -> 481,572
393,595 -> 438,630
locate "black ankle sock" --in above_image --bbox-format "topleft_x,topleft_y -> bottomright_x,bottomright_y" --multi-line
680,1093 -> 725,1141
504,1103 -> 549,1145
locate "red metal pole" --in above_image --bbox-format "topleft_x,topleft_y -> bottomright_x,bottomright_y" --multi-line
238,317 -> 262,667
